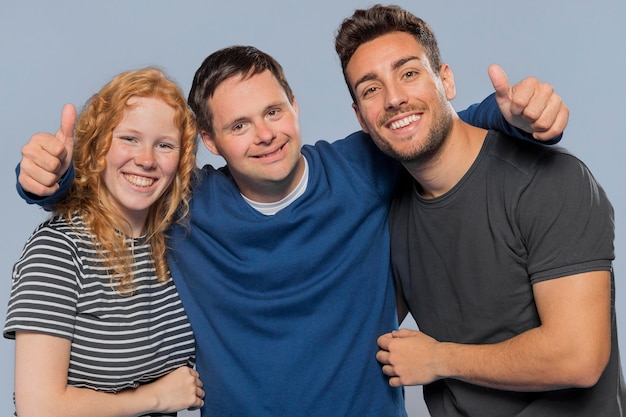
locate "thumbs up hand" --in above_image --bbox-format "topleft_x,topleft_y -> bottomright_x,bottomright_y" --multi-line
19,103 -> 76,196
489,64 -> 569,141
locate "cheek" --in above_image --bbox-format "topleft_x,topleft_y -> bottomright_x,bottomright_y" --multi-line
105,145 -> 129,168
160,154 -> 181,178
360,106 -> 380,130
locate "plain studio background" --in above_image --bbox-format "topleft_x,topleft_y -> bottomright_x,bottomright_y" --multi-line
1,1 -> 624,415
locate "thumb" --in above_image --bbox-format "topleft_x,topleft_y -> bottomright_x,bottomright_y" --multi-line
58,103 -> 76,147
56,103 -> 76,174
488,64 -> 511,103
58,103 -> 76,160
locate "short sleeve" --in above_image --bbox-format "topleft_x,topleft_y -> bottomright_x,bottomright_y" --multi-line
518,151 -> 614,283
3,223 -> 81,340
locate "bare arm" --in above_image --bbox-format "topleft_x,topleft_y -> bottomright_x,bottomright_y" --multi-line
15,332 -> 204,417
377,270 -> 611,390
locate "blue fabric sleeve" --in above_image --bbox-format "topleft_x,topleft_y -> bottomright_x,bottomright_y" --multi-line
458,93 -> 562,145
15,163 -> 75,209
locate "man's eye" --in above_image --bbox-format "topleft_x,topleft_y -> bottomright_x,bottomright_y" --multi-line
363,86 -> 378,97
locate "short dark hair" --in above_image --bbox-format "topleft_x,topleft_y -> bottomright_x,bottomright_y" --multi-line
334,4 -> 442,102
188,45 -> 295,136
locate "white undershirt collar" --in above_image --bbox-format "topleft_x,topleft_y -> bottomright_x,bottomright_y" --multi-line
242,156 -> 309,216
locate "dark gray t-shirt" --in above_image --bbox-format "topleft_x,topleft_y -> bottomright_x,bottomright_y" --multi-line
389,130 -> 623,417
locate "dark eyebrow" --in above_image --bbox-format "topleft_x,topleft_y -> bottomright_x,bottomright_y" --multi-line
394,55 -> 421,70
353,73 -> 377,93
353,55 -> 422,93
221,100 -> 289,131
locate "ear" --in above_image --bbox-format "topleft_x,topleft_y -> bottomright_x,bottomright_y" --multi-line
439,64 -> 457,101
291,94 -> 299,117
200,130 -> 221,156
352,102 -> 370,134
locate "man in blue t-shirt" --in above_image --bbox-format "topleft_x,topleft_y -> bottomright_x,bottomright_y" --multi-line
15,45 -> 567,416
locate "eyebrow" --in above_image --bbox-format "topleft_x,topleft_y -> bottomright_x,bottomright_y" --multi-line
353,55 -> 422,92
221,100 -> 289,131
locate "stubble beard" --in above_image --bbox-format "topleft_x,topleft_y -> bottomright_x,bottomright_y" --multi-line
373,104 -> 454,166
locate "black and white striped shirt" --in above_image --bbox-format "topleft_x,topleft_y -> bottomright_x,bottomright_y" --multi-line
4,214 -> 195,415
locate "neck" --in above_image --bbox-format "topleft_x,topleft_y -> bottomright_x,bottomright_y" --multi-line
239,154 -> 306,203
405,122 -> 486,199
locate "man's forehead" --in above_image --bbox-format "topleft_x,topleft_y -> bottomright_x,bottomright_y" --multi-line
209,72 -> 290,124
347,34 -> 429,87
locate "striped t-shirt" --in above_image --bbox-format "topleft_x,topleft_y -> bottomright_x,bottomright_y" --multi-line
4,214 -> 195,416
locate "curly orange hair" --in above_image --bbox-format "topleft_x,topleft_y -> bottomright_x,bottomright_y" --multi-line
54,68 -> 198,293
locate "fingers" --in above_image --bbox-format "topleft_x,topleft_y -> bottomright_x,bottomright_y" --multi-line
191,369 -> 205,410
509,78 -> 551,118
19,133 -> 67,195
18,162 -> 60,196
377,332 -> 393,350
381,362 -> 403,387
510,79 -> 569,140
178,367 -> 205,410
387,376 -> 403,388
189,368 -> 205,399
529,93 -> 570,140
391,329 -> 416,338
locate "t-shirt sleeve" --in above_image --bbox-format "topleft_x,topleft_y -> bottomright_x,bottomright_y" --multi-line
3,224 -> 80,340
458,93 -> 563,144
518,151 -> 614,283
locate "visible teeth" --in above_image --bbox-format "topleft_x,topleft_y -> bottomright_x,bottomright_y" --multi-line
124,174 -> 155,187
390,114 -> 420,130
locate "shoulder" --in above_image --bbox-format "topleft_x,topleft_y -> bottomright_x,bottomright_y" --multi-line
306,130 -> 375,154
303,130 -> 399,172
485,131 -> 587,180
20,214 -> 93,260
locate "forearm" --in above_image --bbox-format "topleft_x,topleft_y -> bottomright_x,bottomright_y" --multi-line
17,385 -> 160,417
434,324 -> 609,391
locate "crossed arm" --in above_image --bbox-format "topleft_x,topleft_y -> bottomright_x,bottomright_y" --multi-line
379,270 -> 611,391
15,332 -> 205,417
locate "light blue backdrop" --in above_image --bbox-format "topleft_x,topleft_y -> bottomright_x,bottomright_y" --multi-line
1,1 -> 624,415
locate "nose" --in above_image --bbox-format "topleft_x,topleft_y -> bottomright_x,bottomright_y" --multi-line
385,83 -> 408,110
255,120 -> 276,144
134,144 -> 156,169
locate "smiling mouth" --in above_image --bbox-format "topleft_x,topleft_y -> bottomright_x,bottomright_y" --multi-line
124,174 -> 156,187
389,114 -> 421,130
256,144 -> 285,158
